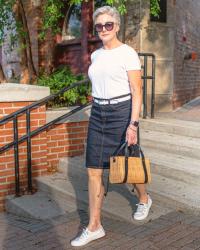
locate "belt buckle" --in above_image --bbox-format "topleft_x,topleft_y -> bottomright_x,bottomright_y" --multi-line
102,100 -> 108,105
111,99 -> 119,104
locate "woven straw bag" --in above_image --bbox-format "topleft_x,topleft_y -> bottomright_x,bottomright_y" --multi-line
109,143 -> 151,184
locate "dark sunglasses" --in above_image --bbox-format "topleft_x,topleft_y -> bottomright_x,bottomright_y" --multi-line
94,22 -> 114,32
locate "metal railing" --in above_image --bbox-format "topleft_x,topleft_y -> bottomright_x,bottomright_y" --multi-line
139,53 -> 156,118
0,53 -> 156,196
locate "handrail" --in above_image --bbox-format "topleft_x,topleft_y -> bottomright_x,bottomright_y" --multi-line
0,53 -> 155,197
0,102 -> 92,154
138,53 -> 156,118
0,78 -> 90,125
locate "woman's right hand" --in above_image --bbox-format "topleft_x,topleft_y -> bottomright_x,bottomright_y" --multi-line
126,125 -> 138,146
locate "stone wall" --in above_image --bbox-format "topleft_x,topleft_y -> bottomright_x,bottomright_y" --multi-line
125,0 -> 176,112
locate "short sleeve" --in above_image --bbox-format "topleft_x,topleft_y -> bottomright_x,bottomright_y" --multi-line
124,47 -> 141,71
90,51 -> 95,62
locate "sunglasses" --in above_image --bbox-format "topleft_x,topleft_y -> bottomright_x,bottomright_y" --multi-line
94,22 -> 114,32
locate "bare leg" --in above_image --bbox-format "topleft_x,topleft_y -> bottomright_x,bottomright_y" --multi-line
87,168 -> 104,231
134,184 -> 148,203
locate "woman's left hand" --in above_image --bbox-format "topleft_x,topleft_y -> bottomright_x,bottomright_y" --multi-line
126,125 -> 138,146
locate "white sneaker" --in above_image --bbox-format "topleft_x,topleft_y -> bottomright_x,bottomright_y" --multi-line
71,226 -> 106,247
133,195 -> 152,221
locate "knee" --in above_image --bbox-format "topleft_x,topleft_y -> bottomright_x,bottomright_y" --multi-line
87,168 -> 103,180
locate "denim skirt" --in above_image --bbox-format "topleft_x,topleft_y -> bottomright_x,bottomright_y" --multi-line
86,99 -> 132,169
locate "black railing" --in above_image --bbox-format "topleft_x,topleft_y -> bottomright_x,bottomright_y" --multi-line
139,53 -> 156,118
0,53 -> 155,196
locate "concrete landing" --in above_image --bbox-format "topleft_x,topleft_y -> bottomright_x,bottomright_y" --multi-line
157,96 -> 200,122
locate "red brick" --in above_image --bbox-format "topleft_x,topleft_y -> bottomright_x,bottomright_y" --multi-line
12,102 -> 32,107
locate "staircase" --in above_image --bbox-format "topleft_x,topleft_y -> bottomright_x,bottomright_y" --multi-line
140,118 -> 200,213
5,116 -> 200,221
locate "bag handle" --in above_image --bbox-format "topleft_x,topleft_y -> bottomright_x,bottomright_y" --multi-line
113,142 -> 144,159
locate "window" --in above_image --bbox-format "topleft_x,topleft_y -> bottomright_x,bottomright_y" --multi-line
94,0 -> 108,9
63,4 -> 81,40
150,0 -> 167,23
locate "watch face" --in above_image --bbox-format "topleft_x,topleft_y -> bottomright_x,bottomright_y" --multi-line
131,121 -> 139,127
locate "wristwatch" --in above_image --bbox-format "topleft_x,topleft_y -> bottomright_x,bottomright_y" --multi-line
130,120 -> 139,128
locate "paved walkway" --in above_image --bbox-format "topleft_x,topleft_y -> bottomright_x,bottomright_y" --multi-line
1,207 -> 200,250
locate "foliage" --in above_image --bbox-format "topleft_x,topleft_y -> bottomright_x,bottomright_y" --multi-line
37,66 -> 91,107
0,0 -> 15,46
40,0 -> 160,40
39,0 -> 65,40
150,0 -> 160,17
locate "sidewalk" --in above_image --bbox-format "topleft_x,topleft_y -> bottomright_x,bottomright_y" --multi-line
1,206 -> 200,250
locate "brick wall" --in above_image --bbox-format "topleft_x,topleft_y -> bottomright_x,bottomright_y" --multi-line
46,121 -> 88,171
173,0 -> 200,108
0,102 -> 88,212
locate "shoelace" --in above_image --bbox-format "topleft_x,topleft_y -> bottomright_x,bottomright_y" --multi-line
78,228 -> 89,240
136,203 -> 148,213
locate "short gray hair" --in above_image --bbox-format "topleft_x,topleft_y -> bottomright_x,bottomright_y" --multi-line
93,6 -> 121,26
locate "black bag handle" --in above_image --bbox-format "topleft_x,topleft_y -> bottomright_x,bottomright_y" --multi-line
113,142 -> 145,159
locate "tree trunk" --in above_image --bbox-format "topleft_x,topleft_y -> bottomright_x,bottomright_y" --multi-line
18,0 -> 38,83
0,63 -> 7,83
13,1 -> 30,84
13,1 -> 38,84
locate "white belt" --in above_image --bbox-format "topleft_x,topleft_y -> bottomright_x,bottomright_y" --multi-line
93,95 -> 131,105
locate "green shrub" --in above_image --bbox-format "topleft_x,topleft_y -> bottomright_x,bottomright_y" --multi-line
37,66 -> 91,108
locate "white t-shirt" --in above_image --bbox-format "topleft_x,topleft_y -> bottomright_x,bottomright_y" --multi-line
88,44 -> 141,99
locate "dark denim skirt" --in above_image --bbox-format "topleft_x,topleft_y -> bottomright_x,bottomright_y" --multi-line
86,99 -> 132,169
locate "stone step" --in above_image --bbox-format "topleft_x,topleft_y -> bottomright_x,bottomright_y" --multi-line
35,152 -> 200,219
59,149 -> 200,186
35,171 -> 173,223
143,147 -> 200,185
5,191 -> 78,220
140,130 -> 200,159
140,118 -> 200,138
147,173 -> 200,215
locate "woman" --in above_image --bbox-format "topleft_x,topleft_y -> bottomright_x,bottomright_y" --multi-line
71,6 -> 152,247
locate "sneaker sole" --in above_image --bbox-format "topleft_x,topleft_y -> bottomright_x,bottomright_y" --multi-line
71,231 -> 106,247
